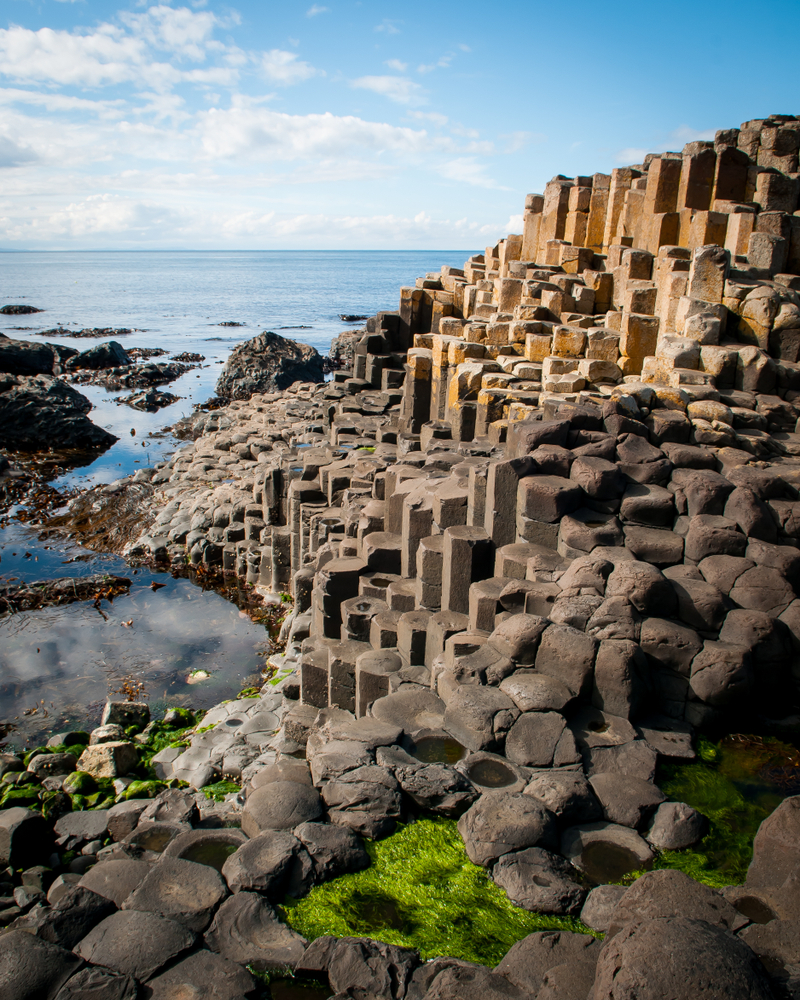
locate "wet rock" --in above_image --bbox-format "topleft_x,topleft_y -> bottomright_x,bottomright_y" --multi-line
121,856 -> 229,932
217,331 -> 325,400
592,917 -> 774,1000
54,966 -> 138,1000
101,701 -> 150,729
143,947 -> 256,1000
222,830 -> 314,898
491,846 -> 586,915
204,890 -> 307,970
457,791 -> 557,866
241,781 -> 323,836
66,341 -> 131,371
75,910 -> 196,981
606,870 -> 744,938
294,822 -> 370,881
0,374 -> 117,451
494,930 -> 599,994
560,822 -> 654,880
0,929 -> 83,1000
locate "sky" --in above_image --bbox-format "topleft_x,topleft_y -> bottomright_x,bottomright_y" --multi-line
1,0 -> 799,250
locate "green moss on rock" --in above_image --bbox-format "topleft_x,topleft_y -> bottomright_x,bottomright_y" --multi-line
284,817 -> 596,966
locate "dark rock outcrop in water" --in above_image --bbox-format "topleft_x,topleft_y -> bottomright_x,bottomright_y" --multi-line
0,333 -> 77,376
0,304 -> 43,315
0,374 -> 117,451
66,341 -> 132,371
215,330 -> 324,401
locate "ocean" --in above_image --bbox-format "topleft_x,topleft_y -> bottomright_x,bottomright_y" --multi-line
0,250 -> 475,745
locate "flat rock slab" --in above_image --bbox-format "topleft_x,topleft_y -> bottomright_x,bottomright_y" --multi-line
205,891 -> 307,970
78,859 -> 154,906
121,856 -> 229,932
55,810 -> 111,844
21,884 -> 115,950
0,929 -> 82,1000
593,917 -> 775,1000
371,689 -> 447,733
589,772 -> 665,829
241,780 -> 323,836
143,947 -> 256,1000
75,910 -> 196,981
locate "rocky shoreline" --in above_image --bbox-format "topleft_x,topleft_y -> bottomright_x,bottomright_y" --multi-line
3,112 -> 800,998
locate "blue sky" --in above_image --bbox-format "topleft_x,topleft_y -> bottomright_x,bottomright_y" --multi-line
1,0 -> 799,249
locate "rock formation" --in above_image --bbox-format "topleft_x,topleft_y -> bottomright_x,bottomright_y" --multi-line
216,330 -> 325,400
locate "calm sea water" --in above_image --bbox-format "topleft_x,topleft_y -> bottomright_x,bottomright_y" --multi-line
0,251 -> 474,746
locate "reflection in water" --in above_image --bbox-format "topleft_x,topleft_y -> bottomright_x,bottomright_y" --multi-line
0,572 -> 270,749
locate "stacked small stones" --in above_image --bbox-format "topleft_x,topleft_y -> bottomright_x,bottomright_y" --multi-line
10,112 -> 800,997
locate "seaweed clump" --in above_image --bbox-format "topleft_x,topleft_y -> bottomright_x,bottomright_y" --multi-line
649,734 -> 800,888
283,817 -> 596,966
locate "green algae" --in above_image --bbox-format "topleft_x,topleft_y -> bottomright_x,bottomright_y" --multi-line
283,817 -> 597,966
201,779 -> 240,802
640,734 -> 800,889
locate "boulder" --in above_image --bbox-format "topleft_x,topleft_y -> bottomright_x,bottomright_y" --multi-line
606,870 -> 743,938
76,742 -> 138,780
580,884 -> 628,932
524,770 -> 602,826
747,795 -> 800,889
54,967 -> 138,1000
588,772 -> 665,829
442,685 -> 519,753
204,891 -> 307,970
491,847 -> 586,915
0,807 -> 54,869
294,822 -> 370,881
499,671 -> 573,713
222,830 -> 314,898
66,341 -> 131,370
494,930 -> 599,994
297,935 -> 419,1000
592,917 -> 774,1000
139,788 -> 199,826
504,711 -> 565,767
0,374 -> 117,451
321,765 -> 403,839
20,884 -> 115,949
645,801 -> 707,849
421,963 -> 528,999
143,948 -> 256,1000
457,791 -> 557,866
0,334 -> 57,374
121,856 -> 229,932
74,910 -> 196,981
78,859 -> 153,906
392,762 -> 478,817
216,331 -> 325,400
0,930 -> 82,1000
241,781 -> 323,836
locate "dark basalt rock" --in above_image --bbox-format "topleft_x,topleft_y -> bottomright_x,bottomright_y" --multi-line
0,304 -> 43,314
216,330 -> 325,400
0,929 -> 82,1000
0,374 -> 117,451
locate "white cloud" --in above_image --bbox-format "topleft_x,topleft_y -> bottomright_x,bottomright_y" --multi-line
351,75 -> 425,106
500,130 -> 545,153
670,125 -> 715,144
197,103 -> 433,160
45,193 -> 180,238
615,146 -> 649,164
439,157 -> 508,190
458,43 -> 471,52
408,110 -> 448,128
260,49 -> 318,85
306,5 -> 329,15
0,136 -> 38,168
417,54 -> 453,74
375,20 -> 401,34
385,59 -> 407,72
